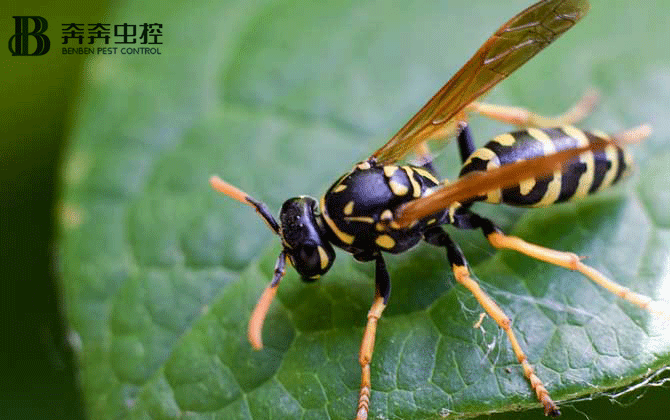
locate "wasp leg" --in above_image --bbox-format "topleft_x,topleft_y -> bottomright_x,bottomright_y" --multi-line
423,227 -> 560,417
412,141 -> 438,174
460,212 -> 670,320
466,89 -> 599,129
412,122 -> 475,176
611,124 -> 652,145
457,122 -> 476,164
356,253 -> 391,420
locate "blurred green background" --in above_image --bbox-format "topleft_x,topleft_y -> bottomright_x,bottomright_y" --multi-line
3,0 -> 669,419
2,1 -> 109,418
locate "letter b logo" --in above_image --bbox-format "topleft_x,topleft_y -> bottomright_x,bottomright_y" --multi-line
8,16 -> 50,56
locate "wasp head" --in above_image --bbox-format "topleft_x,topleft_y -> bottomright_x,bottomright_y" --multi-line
279,196 -> 335,281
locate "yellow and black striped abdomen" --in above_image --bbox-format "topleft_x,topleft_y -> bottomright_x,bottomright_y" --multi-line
459,126 -> 633,207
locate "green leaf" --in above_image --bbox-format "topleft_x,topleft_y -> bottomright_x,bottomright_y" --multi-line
58,0 -> 670,419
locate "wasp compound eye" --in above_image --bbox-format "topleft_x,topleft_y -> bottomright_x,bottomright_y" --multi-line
291,241 -> 336,281
298,244 -> 319,268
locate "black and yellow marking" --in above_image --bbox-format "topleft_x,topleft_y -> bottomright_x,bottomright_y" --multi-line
328,172 -> 350,194
320,195 -> 355,245
375,234 -> 396,249
404,167 -> 422,198
383,165 -> 419,197
344,201 -> 355,215
356,161 -> 372,170
389,180 -> 409,196
345,216 -> 375,224
413,167 -> 440,185
320,161 -> 442,255
459,126 -> 632,208
383,165 -> 399,177
317,246 -> 330,270
333,184 -> 347,193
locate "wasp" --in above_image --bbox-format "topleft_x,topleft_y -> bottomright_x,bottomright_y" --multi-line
210,0 -> 666,418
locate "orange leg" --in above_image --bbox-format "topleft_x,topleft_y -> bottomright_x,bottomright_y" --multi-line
611,124 -> 652,145
452,265 -> 560,416
466,89 -> 599,128
424,227 -> 560,416
486,231 -> 670,320
355,254 -> 391,420
356,295 -> 387,420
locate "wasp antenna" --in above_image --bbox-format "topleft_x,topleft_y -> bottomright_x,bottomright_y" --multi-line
210,175 -> 252,204
611,124 -> 652,145
210,175 -> 281,234
248,251 -> 287,350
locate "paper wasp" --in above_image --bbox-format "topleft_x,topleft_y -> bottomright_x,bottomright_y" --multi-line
210,0 -> 665,418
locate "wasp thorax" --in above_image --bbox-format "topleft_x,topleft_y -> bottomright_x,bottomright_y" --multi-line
279,196 -> 335,281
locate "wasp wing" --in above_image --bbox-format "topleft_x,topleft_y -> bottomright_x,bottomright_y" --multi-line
371,0 -> 590,165
394,140 -> 605,227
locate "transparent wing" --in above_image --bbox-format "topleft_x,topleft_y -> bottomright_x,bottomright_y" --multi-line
394,141 -> 604,227
372,0 -> 590,164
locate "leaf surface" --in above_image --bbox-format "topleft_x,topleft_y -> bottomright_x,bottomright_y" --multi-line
59,0 -> 670,418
